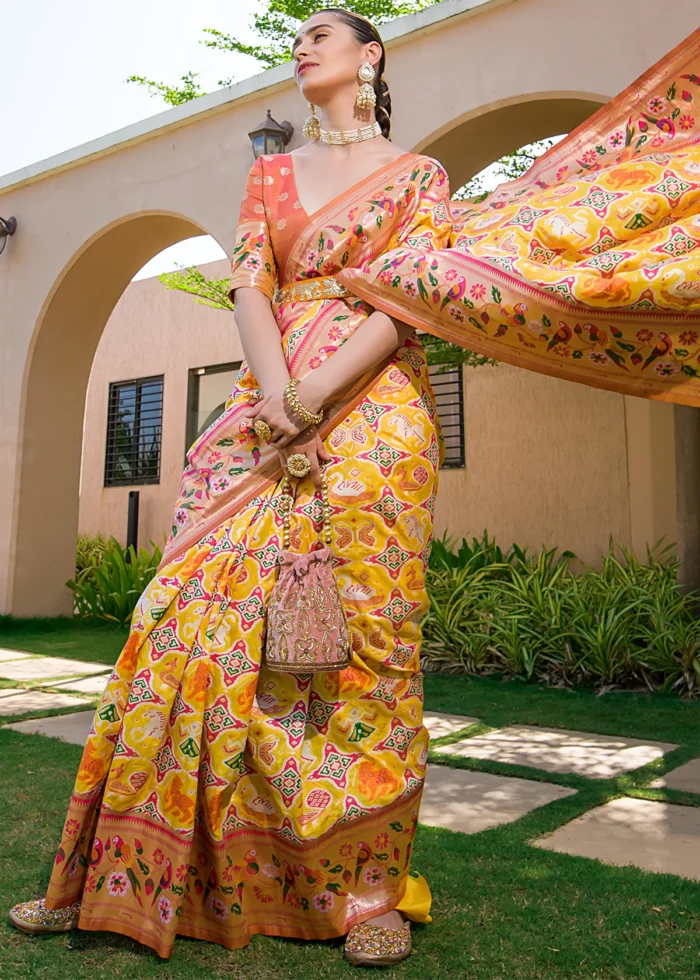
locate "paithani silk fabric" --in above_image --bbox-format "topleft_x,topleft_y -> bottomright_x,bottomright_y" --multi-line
43,150 -> 448,957
338,27 -> 700,406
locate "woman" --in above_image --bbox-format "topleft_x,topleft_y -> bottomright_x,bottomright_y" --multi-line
9,5 -> 700,968
8,7 -> 450,969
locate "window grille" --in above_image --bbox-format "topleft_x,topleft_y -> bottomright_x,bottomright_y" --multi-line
104,375 -> 163,486
428,362 -> 465,468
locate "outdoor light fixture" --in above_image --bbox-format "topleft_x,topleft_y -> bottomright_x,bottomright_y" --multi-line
248,110 -> 294,159
0,216 -> 17,256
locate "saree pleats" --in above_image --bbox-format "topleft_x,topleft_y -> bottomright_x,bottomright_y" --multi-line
43,337 -> 440,958
337,27 -> 700,406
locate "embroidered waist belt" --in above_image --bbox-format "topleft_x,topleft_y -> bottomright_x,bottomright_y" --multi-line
274,275 -> 352,305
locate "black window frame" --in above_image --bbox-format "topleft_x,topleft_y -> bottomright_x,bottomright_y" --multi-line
104,375 -> 164,487
185,361 -> 242,467
428,360 -> 466,469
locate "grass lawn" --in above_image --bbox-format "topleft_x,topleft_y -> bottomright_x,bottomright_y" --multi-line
0,616 -> 128,665
1,620 -> 700,978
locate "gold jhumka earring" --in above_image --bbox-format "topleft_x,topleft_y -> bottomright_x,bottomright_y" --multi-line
302,62 -> 379,144
302,102 -> 322,141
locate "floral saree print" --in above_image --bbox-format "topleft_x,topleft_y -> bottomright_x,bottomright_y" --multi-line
42,25 -> 700,962
339,27 -> 700,406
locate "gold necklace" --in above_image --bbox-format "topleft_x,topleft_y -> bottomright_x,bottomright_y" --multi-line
318,121 -> 382,145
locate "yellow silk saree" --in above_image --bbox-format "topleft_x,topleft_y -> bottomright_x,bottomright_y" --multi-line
42,155 -> 448,958
41,24 -> 700,962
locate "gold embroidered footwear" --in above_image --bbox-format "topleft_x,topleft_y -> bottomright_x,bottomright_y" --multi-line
344,919 -> 412,966
8,897 -> 81,934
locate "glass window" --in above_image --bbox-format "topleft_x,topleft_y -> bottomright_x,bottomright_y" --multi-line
428,362 -> 465,468
185,362 -> 242,465
104,375 -> 163,486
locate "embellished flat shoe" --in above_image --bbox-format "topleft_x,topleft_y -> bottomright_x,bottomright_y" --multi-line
344,918 -> 412,966
8,897 -> 81,934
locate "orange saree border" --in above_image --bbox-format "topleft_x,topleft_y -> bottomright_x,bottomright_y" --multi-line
337,255 -> 700,407
45,785 -> 423,960
513,26 -> 700,189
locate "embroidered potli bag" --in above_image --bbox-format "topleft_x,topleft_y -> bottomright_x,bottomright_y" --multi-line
264,467 -> 351,673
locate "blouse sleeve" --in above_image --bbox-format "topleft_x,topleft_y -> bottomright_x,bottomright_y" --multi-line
227,156 -> 278,304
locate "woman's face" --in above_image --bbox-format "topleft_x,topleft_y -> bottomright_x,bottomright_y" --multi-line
293,13 -> 381,103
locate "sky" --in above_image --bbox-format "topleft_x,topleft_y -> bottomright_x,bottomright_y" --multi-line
3,1 -> 559,280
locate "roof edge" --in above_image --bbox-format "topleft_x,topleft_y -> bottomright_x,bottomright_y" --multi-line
0,0 -> 515,194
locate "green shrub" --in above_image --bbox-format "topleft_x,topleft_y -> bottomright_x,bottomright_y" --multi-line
76,531 -> 110,579
67,535 -> 162,626
422,532 -> 700,698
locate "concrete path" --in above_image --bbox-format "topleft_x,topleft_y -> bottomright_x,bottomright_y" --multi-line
650,758 -> 700,792
420,764 -> 576,833
0,648 -> 111,715
532,797 -> 700,881
6,708 -> 96,743
434,724 -> 679,779
0,689 -> 87,716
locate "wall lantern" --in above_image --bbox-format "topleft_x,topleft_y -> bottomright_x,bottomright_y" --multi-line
0,216 -> 17,256
248,110 -> 294,159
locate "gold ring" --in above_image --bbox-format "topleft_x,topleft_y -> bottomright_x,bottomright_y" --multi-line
253,419 -> 272,442
287,453 -> 311,478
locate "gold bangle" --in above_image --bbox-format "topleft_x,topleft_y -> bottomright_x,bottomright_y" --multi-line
284,378 -> 324,425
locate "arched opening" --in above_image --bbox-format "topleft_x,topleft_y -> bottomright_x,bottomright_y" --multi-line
418,93 -> 606,189
11,212 -> 219,617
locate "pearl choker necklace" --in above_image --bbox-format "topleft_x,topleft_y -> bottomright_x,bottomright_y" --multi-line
318,121 -> 382,145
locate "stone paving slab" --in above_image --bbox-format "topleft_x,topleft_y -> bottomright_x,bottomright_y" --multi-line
424,711 -> 480,740
5,708 -> 96,743
50,674 -> 113,695
650,757 -> 700,793
0,689 -> 87,716
419,764 -> 576,834
0,649 -> 34,662
434,724 -> 679,778
531,796 -> 700,880
0,656 -> 111,682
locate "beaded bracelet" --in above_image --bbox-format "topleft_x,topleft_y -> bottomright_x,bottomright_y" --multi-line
284,377 -> 324,425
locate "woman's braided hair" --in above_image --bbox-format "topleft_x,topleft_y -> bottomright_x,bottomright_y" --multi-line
314,8 -> 392,139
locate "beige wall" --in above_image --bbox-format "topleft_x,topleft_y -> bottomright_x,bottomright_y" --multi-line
78,257 -> 241,551
1,0 -> 696,614
435,364 -> 630,565
83,257 -> 676,571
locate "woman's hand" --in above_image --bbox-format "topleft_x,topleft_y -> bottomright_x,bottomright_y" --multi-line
276,426 -> 333,491
241,376 -> 326,450
241,386 -> 306,448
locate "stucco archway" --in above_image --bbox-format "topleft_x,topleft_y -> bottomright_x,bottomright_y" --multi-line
420,93 -> 604,189
12,213 -> 212,616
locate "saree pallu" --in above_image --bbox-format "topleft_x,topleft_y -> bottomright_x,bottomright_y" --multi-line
337,27 -> 700,406
42,151 -> 451,958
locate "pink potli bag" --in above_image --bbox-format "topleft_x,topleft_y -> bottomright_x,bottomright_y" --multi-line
264,466 -> 351,673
